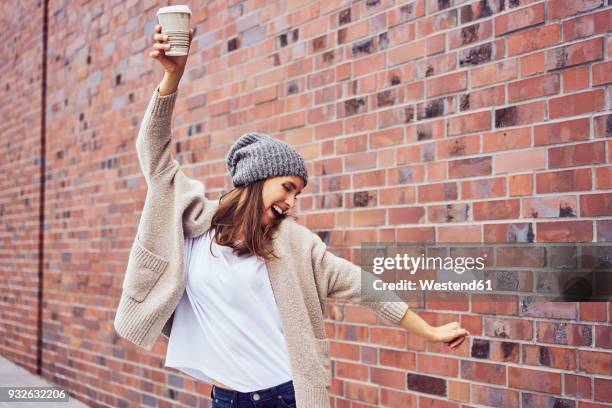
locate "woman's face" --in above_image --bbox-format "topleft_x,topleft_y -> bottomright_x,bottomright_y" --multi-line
261,175 -> 305,225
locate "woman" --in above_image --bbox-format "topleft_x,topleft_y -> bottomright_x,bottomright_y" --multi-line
114,25 -> 469,408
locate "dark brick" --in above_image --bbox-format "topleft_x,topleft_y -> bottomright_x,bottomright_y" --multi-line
339,8 -> 351,25
352,38 -> 375,56
228,37 -> 240,52
495,106 -> 518,127
344,97 -> 367,116
353,191 -> 373,207
459,43 -> 493,66
472,338 -> 490,358
377,89 -> 395,107
407,373 -> 447,396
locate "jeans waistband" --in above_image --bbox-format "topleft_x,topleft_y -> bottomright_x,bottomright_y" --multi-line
212,380 -> 294,400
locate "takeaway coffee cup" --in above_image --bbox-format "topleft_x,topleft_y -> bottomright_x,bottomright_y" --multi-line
156,5 -> 192,56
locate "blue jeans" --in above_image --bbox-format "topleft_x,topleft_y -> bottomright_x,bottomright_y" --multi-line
210,380 -> 296,408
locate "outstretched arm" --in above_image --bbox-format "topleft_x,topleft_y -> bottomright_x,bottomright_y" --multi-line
310,232 -> 469,348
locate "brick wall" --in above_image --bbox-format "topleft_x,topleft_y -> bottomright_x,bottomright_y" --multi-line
1,0 -> 611,407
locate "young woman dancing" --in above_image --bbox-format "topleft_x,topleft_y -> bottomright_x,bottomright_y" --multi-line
114,24 -> 469,408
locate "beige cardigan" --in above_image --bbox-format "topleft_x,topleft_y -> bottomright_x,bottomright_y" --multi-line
113,86 -> 409,407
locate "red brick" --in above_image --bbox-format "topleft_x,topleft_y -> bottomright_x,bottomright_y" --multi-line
580,193 -> 612,217
345,381 -> 378,404
396,227 -> 435,243
473,199 -> 520,221
426,71 -> 467,98
417,354 -> 459,378
449,157 -> 492,179
521,51 -> 546,77
580,302 -> 608,322
472,294 -> 518,316
370,327 -> 406,348
534,118 -> 590,146
549,141 -> 606,168
335,361 -> 368,381
508,366 -> 562,394
380,348 -> 416,370
578,350 -> 612,375
594,378 -> 612,403
509,173 -> 533,196
471,60 -> 518,87
548,89 -> 606,119
537,220 -> 593,242
508,24 -> 561,56
483,127 -> 531,152
595,326 -> 612,349
447,111 -> 491,136
461,360 -> 506,385
447,381 -> 469,403
563,66 -> 590,92
563,8 -> 612,41
565,374 -> 592,399
438,225 -> 482,243
329,341 -> 360,360
370,367 -> 406,389
380,389 -> 417,407
509,73 -> 560,103
388,206 -> 425,224
536,168 -> 592,193
471,384 -> 519,407
495,149 -> 546,174
495,3 -> 544,36
497,246 -> 546,267
370,127 -> 404,148
418,182 -> 458,203
549,0 -> 605,20
595,166 -> 612,189
379,186 -> 416,205
592,60 -> 612,86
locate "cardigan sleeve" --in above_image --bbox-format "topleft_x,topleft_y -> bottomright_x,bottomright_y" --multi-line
310,232 -> 409,325
135,85 -> 179,186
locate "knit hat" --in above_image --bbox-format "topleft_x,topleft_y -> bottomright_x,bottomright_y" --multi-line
226,132 -> 308,188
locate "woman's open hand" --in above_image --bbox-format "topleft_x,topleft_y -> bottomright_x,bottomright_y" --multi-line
149,24 -> 194,76
429,321 -> 470,349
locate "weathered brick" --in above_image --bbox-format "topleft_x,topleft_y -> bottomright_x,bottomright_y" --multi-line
537,322 -> 592,346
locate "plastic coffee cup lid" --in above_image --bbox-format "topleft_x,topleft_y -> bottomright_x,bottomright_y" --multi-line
157,5 -> 192,15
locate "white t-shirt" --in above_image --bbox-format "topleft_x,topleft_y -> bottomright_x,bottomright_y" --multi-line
164,228 -> 293,391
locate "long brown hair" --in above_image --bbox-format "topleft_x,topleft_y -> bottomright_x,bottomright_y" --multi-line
209,179 -> 296,261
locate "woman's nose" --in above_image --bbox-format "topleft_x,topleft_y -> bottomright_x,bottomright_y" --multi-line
285,196 -> 295,209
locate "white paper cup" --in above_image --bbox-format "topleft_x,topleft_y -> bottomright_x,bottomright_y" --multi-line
157,5 -> 192,56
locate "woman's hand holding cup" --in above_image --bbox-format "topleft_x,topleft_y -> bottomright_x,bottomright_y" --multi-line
150,24 -> 194,78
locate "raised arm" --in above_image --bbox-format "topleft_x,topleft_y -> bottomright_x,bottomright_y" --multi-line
136,24 -> 194,185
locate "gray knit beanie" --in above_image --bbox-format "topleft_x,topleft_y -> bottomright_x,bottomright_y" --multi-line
226,132 -> 308,188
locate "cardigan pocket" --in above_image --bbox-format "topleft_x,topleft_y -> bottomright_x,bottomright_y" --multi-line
123,236 -> 170,302
316,338 -> 332,386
